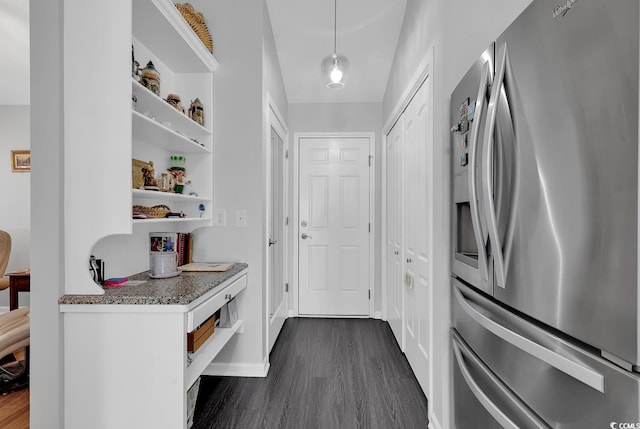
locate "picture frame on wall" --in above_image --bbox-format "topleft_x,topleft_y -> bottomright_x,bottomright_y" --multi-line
11,150 -> 30,172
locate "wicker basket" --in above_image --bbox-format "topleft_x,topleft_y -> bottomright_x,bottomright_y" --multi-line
132,204 -> 172,219
175,3 -> 214,53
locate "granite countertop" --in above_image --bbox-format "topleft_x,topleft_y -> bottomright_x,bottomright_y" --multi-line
59,263 -> 248,306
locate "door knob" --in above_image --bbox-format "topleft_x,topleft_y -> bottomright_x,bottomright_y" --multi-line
301,233 -> 312,239
268,239 -> 277,247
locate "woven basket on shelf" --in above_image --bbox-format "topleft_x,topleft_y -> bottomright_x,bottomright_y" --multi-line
175,3 -> 214,53
132,204 -> 172,219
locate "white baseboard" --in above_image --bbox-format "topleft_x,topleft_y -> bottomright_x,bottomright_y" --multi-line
202,357 -> 270,378
0,306 -> 10,314
429,411 -> 443,429
287,311 -> 382,319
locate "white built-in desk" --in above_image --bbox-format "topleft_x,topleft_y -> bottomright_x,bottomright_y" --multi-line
59,264 -> 248,429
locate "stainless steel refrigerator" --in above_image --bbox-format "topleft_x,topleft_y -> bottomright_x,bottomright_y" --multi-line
450,0 -> 640,427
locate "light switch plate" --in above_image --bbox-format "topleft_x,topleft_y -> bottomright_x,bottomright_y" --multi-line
214,209 -> 226,226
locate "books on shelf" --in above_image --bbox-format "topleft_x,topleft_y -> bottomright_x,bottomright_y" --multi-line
177,232 -> 193,266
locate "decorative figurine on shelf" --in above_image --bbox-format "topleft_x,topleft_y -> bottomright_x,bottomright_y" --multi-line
169,168 -> 190,194
160,171 -> 175,192
189,98 -> 204,126
165,94 -> 185,114
140,60 -> 161,95
168,155 -> 188,193
142,164 -> 160,191
132,45 -> 140,82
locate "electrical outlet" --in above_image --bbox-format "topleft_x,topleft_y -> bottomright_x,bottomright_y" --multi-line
214,209 -> 226,226
236,209 -> 247,227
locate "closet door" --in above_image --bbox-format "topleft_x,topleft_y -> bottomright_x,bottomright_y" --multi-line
402,78 -> 431,393
386,119 -> 404,346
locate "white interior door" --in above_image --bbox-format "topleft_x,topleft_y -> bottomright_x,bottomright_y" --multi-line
267,124 -> 287,352
403,78 -> 431,392
386,120 -> 404,345
298,136 -> 371,316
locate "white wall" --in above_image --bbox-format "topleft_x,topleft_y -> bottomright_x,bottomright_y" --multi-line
189,0 -> 290,372
382,1 -> 532,428
263,4 -> 288,121
288,102 -> 383,313
0,106 -> 31,308
0,0 -> 30,105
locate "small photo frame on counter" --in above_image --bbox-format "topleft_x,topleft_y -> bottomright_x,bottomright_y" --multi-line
11,150 -> 30,172
150,232 -> 177,252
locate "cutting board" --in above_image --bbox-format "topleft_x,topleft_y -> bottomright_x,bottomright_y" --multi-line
178,262 -> 234,272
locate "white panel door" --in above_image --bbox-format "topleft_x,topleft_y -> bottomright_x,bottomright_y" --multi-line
386,120 -> 404,345
268,125 -> 287,352
299,137 -> 371,316
403,78 -> 431,392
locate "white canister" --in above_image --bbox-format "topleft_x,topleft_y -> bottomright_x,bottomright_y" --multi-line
150,252 -> 179,278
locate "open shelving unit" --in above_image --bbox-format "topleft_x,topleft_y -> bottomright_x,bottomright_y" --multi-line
185,320 -> 244,389
131,0 -> 217,225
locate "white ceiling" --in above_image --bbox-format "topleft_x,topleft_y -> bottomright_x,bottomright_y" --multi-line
1,1 -> 405,106
0,0 -> 29,105
266,0 -> 406,104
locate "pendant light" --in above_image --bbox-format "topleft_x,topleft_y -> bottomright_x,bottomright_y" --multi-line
321,0 -> 349,89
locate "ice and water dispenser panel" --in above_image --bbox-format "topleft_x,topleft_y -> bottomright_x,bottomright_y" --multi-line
452,97 -> 479,269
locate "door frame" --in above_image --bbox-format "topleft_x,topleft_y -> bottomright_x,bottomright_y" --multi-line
265,93 -> 289,355
292,132 -> 376,318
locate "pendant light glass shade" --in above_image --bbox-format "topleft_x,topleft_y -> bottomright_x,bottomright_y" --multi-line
321,53 -> 349,89
322,0 -> 349,89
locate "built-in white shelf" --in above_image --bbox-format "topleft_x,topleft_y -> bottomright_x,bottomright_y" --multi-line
132,0 -> 218,73
132,189 -> 211,203
133,217 -> 212,225
185,319 -> 244,390
133,80 -> 211,140
132,110 -> 211,155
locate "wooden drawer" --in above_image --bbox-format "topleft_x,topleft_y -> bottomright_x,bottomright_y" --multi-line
187,315 -> 215,353
187,273 -> 247,332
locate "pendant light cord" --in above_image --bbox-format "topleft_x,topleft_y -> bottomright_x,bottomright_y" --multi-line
333,0 -> 337,54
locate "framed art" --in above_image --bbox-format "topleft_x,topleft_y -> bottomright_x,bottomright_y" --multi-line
11,150 -> 30,172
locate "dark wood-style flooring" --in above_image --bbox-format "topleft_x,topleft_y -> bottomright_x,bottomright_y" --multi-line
193,318 -> 429,429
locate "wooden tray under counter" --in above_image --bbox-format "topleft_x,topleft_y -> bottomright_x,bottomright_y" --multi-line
187,314 -> 215,353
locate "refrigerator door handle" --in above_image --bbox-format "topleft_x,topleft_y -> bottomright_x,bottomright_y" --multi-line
468,63 -> 492,283
454,284 -> 605,393
452,330 -> 550,429
482,43 -> 508,288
